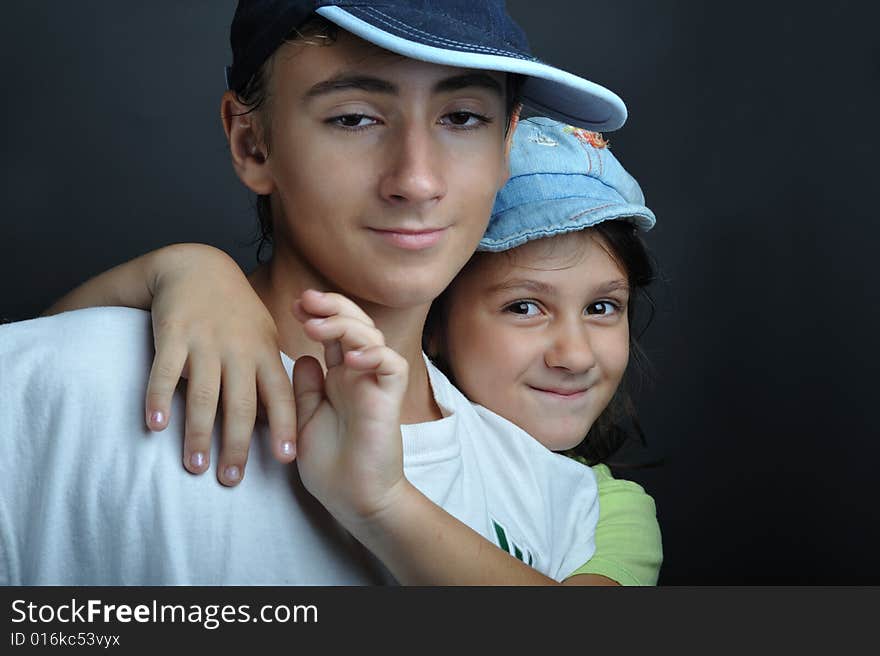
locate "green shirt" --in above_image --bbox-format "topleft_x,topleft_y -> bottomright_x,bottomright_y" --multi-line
569,464 -> 663,585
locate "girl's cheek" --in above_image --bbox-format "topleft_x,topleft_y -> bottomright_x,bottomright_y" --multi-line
488,325 -> 532,379
602,333 -> 631,384
465,320 -> 513,386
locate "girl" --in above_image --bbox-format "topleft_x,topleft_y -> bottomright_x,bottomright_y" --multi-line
423,119 -> 661,584
45,117 -> 662,584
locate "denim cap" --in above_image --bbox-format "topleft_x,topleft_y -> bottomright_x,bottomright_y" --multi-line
479,117 -> 655,253
225,1 -> 627,131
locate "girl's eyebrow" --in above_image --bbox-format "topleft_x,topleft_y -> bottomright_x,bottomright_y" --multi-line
594,279 -> 631,295
487,278 -> 630,296
486,279 -> 558,296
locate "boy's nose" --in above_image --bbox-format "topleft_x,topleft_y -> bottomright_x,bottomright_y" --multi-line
379,124 -> 447,206
544,325 -> 596,374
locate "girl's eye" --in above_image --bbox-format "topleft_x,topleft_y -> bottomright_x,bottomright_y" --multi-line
585,301 -> 618,316
328,114 -> 379,129
504,301 -> 541,317
440,111 -> 491,129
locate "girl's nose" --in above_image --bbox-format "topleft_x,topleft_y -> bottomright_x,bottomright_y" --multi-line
544,324 -> 596,373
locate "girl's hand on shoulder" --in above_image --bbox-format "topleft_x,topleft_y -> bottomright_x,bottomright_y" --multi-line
144,244 -> 296,486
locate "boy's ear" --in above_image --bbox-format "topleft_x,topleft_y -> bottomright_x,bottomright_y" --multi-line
221,91 -> 274,195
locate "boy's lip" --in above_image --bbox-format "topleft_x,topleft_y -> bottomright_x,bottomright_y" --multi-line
367,226 -> 448,250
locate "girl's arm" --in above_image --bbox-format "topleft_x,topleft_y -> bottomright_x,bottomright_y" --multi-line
42,244 -> 297,485
43,250 -> 158,316
567,465 -> 662,585
352,482 -> 616,585
292,291 -> 605,586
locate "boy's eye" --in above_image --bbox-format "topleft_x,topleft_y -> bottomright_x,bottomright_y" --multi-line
329,114 -> 379,129
585,301 -> 618,316
504,301 -> 541,317
440,111 -> 491,129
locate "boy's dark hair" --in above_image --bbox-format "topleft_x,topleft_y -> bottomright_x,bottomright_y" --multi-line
424,219 -> 656,467
227,15 -> 523,262
230,16 -> 338,262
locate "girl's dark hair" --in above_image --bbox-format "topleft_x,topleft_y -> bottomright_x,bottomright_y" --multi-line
570,220 -> 656,466
424,220 -> 656,467
228,15 -> 524,263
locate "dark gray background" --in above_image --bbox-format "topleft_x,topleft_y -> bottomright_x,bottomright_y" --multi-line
2,2 -> 877,584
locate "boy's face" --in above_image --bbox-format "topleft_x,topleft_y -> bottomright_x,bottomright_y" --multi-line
442,231 -> 631,451
243,30 -> 511,309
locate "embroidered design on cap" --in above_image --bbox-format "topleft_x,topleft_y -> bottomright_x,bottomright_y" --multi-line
563,126 -> 609,149
529,135 -> 559,146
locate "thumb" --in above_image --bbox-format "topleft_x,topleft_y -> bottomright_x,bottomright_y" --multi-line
292,355 -> 325,432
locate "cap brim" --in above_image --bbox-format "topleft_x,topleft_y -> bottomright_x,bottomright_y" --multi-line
479,199 -> 655,252
316,6 -> 627,131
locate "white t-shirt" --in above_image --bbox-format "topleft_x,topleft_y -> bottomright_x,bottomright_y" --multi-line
0,307 -> 597,585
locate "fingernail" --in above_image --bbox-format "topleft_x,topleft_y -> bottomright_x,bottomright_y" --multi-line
189,452 -> 206,470
224,465 -> 241,483
150,410 -> 165,427
280,441 -> 295,457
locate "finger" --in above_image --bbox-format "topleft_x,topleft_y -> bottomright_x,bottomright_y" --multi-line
145,342 -> 188,431
344,345 -> 406,374
291,298 -> 310,324
217,361 -> 258,486
292,355 -> 325,433
182,354 -> 221,474
299,289 -> 375,326
302,315 -> 385,353
256,356 -> 298,462
304,315 -> 385,375
323,339 -> 344,369
345,345 -> 409,394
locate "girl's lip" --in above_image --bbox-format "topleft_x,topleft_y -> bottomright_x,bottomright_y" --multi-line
368,227 -> 447,250
528,385 -> 589,399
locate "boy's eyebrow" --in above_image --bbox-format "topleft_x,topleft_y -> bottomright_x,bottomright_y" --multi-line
304,71 -> 503,101
305,74 -> 398,99
433,73 -> 504,97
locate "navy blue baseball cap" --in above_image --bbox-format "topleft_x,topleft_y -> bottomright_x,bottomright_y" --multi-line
225,1 -> 627,132
480,117 -> 655,252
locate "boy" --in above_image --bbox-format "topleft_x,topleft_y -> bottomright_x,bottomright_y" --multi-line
0,1 -> 626,585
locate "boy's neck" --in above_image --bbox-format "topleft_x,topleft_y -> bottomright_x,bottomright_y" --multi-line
248,258 -> 443,424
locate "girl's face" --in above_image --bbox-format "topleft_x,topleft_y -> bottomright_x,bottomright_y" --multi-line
443,230 -> 631,451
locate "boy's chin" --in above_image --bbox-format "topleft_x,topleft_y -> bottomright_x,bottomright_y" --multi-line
364,270 -> 462,309
351,280 -> 450,312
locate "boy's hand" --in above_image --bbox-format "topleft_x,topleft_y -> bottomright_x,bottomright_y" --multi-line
291,290 -> 409,529
145,244 -> 297,486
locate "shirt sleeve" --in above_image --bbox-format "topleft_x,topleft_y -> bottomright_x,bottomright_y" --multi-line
567,464 -> 663,585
